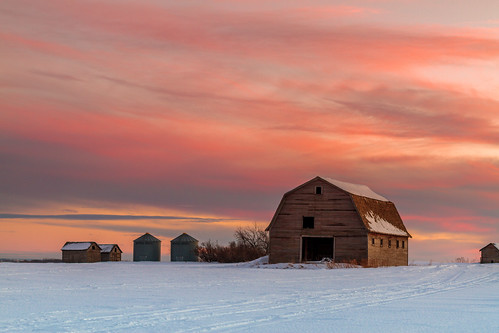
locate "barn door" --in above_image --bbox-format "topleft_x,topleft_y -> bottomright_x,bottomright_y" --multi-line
302,237 -> 334,262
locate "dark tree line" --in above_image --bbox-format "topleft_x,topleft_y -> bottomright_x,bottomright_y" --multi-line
195,224 -> 269,263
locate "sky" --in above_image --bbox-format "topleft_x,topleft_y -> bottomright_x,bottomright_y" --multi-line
1,0 -> 498,261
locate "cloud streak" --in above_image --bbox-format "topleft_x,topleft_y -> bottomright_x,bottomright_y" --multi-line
0,0 -> 498,260
0,214 -> 236,223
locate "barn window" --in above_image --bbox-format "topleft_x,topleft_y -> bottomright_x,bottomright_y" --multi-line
396,240 -> 400,249
402,241 -> 405,249
371,238 -> 375,246
315,186 -> 322,194
388,240 -> 392,248
303,216 -> 315,229
92,245 -> 95,250
380,239 -> 383,247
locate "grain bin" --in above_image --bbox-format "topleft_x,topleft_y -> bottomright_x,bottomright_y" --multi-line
170,233 -> 198,262
133,233 -> 161,261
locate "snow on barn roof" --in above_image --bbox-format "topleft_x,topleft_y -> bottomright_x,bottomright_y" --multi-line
364,211 -> 409,237
266,176 -> 410,237
61,242 -> 99,251
99,244 -> 119,253
322,177 -> 389,201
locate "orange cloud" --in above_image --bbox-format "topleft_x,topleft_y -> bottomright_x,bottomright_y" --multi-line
1,0 -> 498,260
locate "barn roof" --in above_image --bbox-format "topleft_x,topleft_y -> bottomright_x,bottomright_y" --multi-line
479,243 -> 499,252
171,233 -> 198,244
61,242 -> 100,251
351,195 -> 410,237
99,244 -> 123,253
322,177 -> 389,201
266,176 -> 410,237
134,233 -> 161,243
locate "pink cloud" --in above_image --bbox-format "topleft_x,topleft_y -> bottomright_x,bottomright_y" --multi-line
1,0 -> 498,259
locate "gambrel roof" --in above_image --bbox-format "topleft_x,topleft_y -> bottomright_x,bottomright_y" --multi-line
322,177 -> 389,201
266,176 -> 411,237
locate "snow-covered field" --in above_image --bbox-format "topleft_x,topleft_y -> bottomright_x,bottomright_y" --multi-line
1,261 -> 498,332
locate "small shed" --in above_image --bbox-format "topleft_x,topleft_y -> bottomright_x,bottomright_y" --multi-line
133,233 -> 161,261
480,243 -> 499,263
61,242 -> 101,263
171,233 -> 199,262
99,244 -> 122,261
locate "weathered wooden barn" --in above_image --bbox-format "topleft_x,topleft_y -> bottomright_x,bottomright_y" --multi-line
99,244 -> 122,262
133,233 -> 161,261
480,243 -> 499,263
266,176 -> 411,266
61,242 -> 102,263
171,233 -> 199,262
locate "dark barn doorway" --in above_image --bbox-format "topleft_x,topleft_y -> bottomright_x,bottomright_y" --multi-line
301,237 -> 334,261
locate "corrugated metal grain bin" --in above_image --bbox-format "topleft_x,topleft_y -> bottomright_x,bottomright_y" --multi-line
133,233 -> 161,261
171,233 -> 198,262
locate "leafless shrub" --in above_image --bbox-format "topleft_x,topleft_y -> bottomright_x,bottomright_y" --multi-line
196,224 -> 269,263
234,223 -> 269,255
194,240 -> 219,262
326,259 -> 364,269
454,257 -> 470,263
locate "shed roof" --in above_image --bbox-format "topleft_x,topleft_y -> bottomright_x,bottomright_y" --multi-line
134,233 -> 161,243
171,233 -> 198,244
479,243 -> 499,252
61,242 -> 100,251
99,244 -> 122,253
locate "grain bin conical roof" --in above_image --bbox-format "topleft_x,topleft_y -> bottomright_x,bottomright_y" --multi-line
133,233 -> 161,243
171,233 -> 198,244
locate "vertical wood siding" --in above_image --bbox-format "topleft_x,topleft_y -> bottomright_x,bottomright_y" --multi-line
480,245 -> 499,263
268,178 -> 410,266
269,179 -> 368,263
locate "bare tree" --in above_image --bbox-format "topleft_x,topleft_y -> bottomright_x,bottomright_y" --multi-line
234,223 -> 269,255
195,224 -> 269,263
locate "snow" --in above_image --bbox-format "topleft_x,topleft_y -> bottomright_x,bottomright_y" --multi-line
238,256 -> 325,269
365,210 -> 409,236
323,177 -> 389,201
1,262 -> 498,332
60,242 -> 94,251
99,244 -> 115,253
238,256 -> 360,269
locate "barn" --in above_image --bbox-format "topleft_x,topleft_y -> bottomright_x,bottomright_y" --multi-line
61,242 -> 102,263
266,176 -> 411,266
99,244 -> 122,262
171,233 -> 199,262
133,233 -> 161,261
479,243 -> 499,263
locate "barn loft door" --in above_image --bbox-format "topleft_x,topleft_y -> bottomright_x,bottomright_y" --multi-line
302,237 -> 334,262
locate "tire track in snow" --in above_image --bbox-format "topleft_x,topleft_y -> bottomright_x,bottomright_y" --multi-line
2,265 -> 497,332
69,266 -> 498,332
75,266 -> 499,332
177,266 -> 498,332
